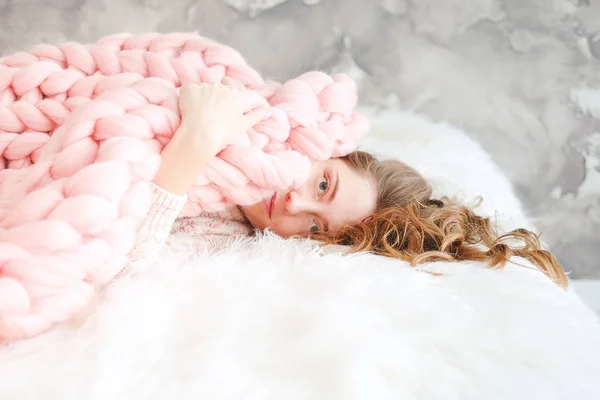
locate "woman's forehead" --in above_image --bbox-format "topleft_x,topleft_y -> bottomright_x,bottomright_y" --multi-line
314,157 -> 344,170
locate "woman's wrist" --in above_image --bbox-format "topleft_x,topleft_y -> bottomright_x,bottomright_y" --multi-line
152,124 -> 221,195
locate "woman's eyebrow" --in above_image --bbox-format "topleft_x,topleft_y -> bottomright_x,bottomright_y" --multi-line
328,169 -> 340,204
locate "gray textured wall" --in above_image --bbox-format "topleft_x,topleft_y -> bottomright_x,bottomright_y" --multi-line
1,0 -> 598,277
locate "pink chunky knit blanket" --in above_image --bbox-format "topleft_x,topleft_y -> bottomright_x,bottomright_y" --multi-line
0,33 -> 368,342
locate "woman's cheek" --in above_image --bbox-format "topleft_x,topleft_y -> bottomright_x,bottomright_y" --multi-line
269,221 -> 294,238
269,223 -> 287,237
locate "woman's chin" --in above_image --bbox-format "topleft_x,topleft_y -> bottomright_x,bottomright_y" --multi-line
239,203 -> 269,230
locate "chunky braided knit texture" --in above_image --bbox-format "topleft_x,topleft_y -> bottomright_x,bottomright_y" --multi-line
0,33 -> 368,342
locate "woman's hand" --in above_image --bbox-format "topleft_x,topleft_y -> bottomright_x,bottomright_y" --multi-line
176,77 -> 267,152
152,77 -> 267,195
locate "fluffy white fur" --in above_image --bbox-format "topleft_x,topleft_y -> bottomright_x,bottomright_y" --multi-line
1,111 -> 599,399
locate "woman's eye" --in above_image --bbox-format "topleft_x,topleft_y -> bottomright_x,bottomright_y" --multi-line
318,177 -> 328,193
310,222 -> 319,234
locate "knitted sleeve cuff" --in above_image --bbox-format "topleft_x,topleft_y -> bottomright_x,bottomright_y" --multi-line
141,183 -> 188,235
112,184 -> 187,281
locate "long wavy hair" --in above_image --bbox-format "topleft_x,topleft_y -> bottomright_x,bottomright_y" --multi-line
317,151 -> 568,288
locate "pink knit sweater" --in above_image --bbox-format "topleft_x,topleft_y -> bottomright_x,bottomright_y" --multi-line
122,183 -> 253,277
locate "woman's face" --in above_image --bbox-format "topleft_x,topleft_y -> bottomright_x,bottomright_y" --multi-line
240,158 -> 377,238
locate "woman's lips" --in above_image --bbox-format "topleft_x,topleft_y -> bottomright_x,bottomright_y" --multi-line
264,193 -> 276,217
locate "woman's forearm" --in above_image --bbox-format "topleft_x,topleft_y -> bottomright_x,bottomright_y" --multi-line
152,123 -> 220,196
153,80 -> 262,196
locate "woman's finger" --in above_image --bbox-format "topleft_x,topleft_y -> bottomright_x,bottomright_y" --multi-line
241,109 -> 269,131
221,76 -> 245,90
221,76 -> 236,88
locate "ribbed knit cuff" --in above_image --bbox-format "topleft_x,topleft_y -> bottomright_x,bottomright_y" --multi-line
140,183 -> 188,235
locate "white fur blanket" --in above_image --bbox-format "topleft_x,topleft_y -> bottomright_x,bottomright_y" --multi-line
1,111 -> 599,399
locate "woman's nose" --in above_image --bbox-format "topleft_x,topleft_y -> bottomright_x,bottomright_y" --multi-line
285,190 -> 311,215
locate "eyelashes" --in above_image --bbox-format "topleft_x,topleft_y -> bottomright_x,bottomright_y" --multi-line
311,174 -> 329,233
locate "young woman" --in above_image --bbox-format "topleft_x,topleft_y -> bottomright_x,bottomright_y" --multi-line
126,77 -> 568,288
